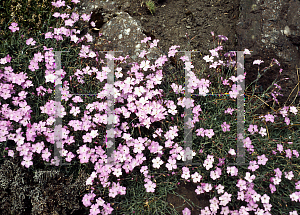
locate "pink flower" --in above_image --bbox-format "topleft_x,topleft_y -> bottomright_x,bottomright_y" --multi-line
286,149 -> 292,159
264,114 -> 275,123
293,150 -> 299,158
150,39 -> 159,48
8,150 -> 14,157
64,19 -> 75,27
257,154 -> 268,165
65,152 -> 75,162
182,207 -> 191,215
9,22 -> 19,32
227,166 -> 238,176
248,124 -> 258,134
71,12 -> 79,22
79,153 -> 90,163
218,35 -> 228,41
144,180 -> 156,192
81,13 -> 91,22
45,32 -> 53,39
248,161 -> 259,172
89,204 -> 100,215
28,61 -> 39,72
269,184 -> 276,193
141,37 -> 151,43
4,54 -> 11,63
21,156 -> 33,168
277,144 -> 284,153
168,48 -> 178,57
82,194 -> 92,207
26,38 -> 36,46
51,0 -> 65,8
222,78 -> 230,86
221,122 -> 230,132
42,148 -> 51,162
60,13 -> 69,19
90,21 -> 96,27
108,186 -> 119,198
224,107 -> 235,115
205,129 -> 214,138
259,127 -> 267,137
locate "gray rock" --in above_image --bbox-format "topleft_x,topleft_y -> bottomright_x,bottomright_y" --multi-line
236,0 -> 300,106
73,0 -> 166,79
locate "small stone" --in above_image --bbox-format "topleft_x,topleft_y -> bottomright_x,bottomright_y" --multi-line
123,1 -> 130,9
283,26 -> 291,36
186,26 -> 191,29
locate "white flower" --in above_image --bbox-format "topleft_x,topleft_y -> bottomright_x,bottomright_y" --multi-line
216,184 -> 224,194
70,106 -> 80,116
228,148 -> 236,156
71,35 -> 79,43
244,172 -> 255,183
203,161 -> 213,170
113,167 -> 122,177
102,66 -> 111,74
203,55 -> 214,63
290,193 -> 299,202
284,171 -> 294,180
210,171 -> 220,180
195,185 -> 204,195
259,127 -> 267,137
86,177 -> 93,185
191,172 -> 202,183
260,194 -> 270,204
140,60 -> 151,71
181,171 -> 190,180
152,157 -> 163,169
290,106 -> 298,115
90,130 -> 98,138
88,51 -> 96,58
253,60 -> 264,65
85,33 -> 93,42
243,48 -> 251,55
273,177 -> 281,185
45,73 -> 56,83
252,193 -> 261,202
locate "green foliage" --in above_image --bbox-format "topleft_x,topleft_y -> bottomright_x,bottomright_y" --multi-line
145,0 -> 156,15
